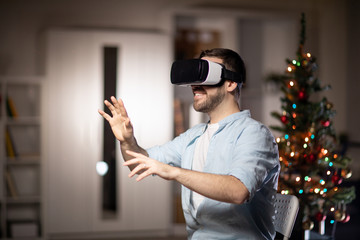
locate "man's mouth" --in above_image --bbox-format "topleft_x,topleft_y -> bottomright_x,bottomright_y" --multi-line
193,90 -> 206,100
192,86 -> 206,97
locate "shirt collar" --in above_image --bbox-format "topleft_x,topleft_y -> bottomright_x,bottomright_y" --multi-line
201,110 -> 251,133
217,110 -> 251,126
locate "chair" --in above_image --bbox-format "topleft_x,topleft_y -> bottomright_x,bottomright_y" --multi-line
274,193 -> 299,240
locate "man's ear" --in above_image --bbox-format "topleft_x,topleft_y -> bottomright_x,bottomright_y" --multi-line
225,80 -> 238,92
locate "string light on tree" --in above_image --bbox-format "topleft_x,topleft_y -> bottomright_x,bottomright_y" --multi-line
267,13 -> 355,236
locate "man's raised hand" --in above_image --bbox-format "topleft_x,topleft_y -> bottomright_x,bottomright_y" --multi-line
98,96 -> 134,142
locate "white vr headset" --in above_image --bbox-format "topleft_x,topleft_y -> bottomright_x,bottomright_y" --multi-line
170,59 -> 243,86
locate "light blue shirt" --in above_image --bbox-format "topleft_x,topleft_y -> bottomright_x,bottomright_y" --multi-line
147,110 -> 280,239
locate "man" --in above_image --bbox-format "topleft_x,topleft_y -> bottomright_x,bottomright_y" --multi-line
98,48 -> 280,239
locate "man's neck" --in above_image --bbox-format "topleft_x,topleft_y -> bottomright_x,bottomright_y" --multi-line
208,102 -> 240,124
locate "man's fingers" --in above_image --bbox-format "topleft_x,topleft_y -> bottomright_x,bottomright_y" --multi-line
98,109 -> 111,121
104,99 -> 118,116
128,163 -> 144,178
126,161 -> 151,179
110,96 -> 122,115
123,158 -> 139,166
125,150 -> 143,158
117,98 -> 129,118
136,170 -> 152,181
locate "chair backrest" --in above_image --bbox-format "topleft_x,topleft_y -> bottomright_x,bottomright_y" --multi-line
274,193 -> 299,240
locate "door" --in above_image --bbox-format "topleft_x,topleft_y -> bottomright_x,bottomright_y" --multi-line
44,29 -> 173,236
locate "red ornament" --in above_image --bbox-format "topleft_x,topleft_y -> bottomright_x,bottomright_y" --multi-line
280,115 -> 288,124
298,90 -> 306,101
331,174 -> 343,185
341,213 -> 351,223
321,120 -> 330,127
315,212 -> 326,221
306,153 -> 317,163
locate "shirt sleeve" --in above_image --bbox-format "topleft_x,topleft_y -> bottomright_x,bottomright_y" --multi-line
147,131 -> 186,167
228,123 -> 279,200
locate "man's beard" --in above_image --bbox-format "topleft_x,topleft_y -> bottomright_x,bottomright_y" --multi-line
193,87 -> 225,113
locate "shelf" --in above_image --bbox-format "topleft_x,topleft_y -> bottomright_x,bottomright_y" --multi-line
0,76 -> 44,83
6,157 -> 41,166
0,77 -> 43,239
6,196 -> 41,204
5,117 -> 40,126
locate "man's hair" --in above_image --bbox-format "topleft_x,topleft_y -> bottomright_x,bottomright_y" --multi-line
199,48 -> 246,101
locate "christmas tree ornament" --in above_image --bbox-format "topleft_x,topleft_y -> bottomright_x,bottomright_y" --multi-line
341,213 -> 350,223
334,209 -> 346,222
298,90 -> 306,101
331,174 -> 343,185
326,102 -> 333,109
321,120 -> 330,127
280,115 -> 289,124
306,153 -> 317,164
302,219 -> 314,230
315,211 -> 326,222
341,168 -> 352,179
286,93 -> 294,101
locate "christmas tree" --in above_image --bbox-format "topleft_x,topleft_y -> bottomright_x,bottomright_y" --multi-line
267,13 -> 356,235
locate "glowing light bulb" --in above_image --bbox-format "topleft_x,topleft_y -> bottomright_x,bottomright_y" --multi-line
287,66 -> 293,72
305,137 -> 309,142
96,161 -> 109,176
307,53 -> 311,58
296,177 -> 301,182
290,152 -> 295,157
289,81 -> 294,87
276,137 -> 281,143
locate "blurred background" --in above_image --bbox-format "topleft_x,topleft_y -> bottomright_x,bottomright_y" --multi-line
0,0 -> 359,239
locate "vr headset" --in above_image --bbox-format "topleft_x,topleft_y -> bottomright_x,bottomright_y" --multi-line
170,59 -> 243,86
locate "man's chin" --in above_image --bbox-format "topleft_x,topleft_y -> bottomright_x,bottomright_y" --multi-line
193,104 -> 207,113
